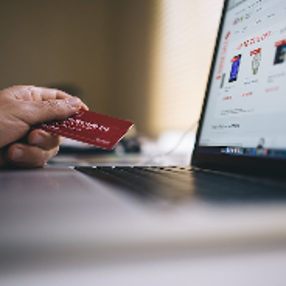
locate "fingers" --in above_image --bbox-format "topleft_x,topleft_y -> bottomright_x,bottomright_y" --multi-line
0,85 -> 90,168
20,97 -> 82,126
2,85 -> 89,126
78,101 -> 89,111
34,87 -> 88,110
31,86 -> 73,101
28,129 -> 61,150
2,85 -> 71,101
1,85 -> 89,110
5,143 -> 59,168
34,86 -> 89,110
3,129 -> 61,168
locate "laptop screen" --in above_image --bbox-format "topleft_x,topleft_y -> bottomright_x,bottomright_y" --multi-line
197,0 -> 286,161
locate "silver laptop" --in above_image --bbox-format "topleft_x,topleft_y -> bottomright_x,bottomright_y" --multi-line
1,0 -> 286,267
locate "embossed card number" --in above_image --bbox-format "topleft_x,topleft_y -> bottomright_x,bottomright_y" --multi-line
39,110 -> 134,150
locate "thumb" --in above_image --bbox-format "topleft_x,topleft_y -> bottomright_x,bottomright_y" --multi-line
22,97 -> 82,126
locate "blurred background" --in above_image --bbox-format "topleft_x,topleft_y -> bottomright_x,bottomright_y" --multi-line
2,3 -> 286,285
0,0 -> 223,138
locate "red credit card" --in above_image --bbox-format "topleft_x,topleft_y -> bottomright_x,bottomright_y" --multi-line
39,110 -> 134,150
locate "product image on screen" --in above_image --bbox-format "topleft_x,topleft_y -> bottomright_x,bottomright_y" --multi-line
274,40 -> 286,65
251,48 -> 262,75
229,55 -> 241,82
220,73 -> 226,88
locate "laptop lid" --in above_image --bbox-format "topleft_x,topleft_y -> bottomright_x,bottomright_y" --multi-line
192,0 -> 286,174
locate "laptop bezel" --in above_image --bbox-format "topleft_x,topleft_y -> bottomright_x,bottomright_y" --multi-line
191,0 -> 286,175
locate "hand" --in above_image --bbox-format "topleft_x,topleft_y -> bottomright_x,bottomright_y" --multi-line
0,85 -> 88,168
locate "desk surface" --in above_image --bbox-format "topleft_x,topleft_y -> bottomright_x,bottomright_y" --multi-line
1,152 -> 286,286
1,246 -> 286,286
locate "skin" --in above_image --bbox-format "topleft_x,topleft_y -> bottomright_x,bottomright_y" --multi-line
0,85 -> 88,168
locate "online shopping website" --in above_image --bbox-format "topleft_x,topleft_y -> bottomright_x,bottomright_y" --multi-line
199,0 -> 286,158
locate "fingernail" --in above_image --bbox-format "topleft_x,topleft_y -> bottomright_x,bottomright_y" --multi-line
11,148 -> 23,161
33,134 -> 43,145
82,102 -> 89,110
67,97 -> 81,109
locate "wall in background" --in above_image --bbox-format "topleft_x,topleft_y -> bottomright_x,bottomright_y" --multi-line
105,0 -> 155,135
0,0 -> 113,114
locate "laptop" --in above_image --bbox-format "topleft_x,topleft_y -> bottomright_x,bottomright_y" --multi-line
1,0 -> 286,267
75,0 -> 286,199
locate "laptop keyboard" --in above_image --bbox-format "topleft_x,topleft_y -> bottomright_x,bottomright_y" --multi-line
75,166 -> 286,202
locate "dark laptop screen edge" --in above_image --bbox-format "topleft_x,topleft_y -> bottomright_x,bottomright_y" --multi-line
191,0 -> 286,175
